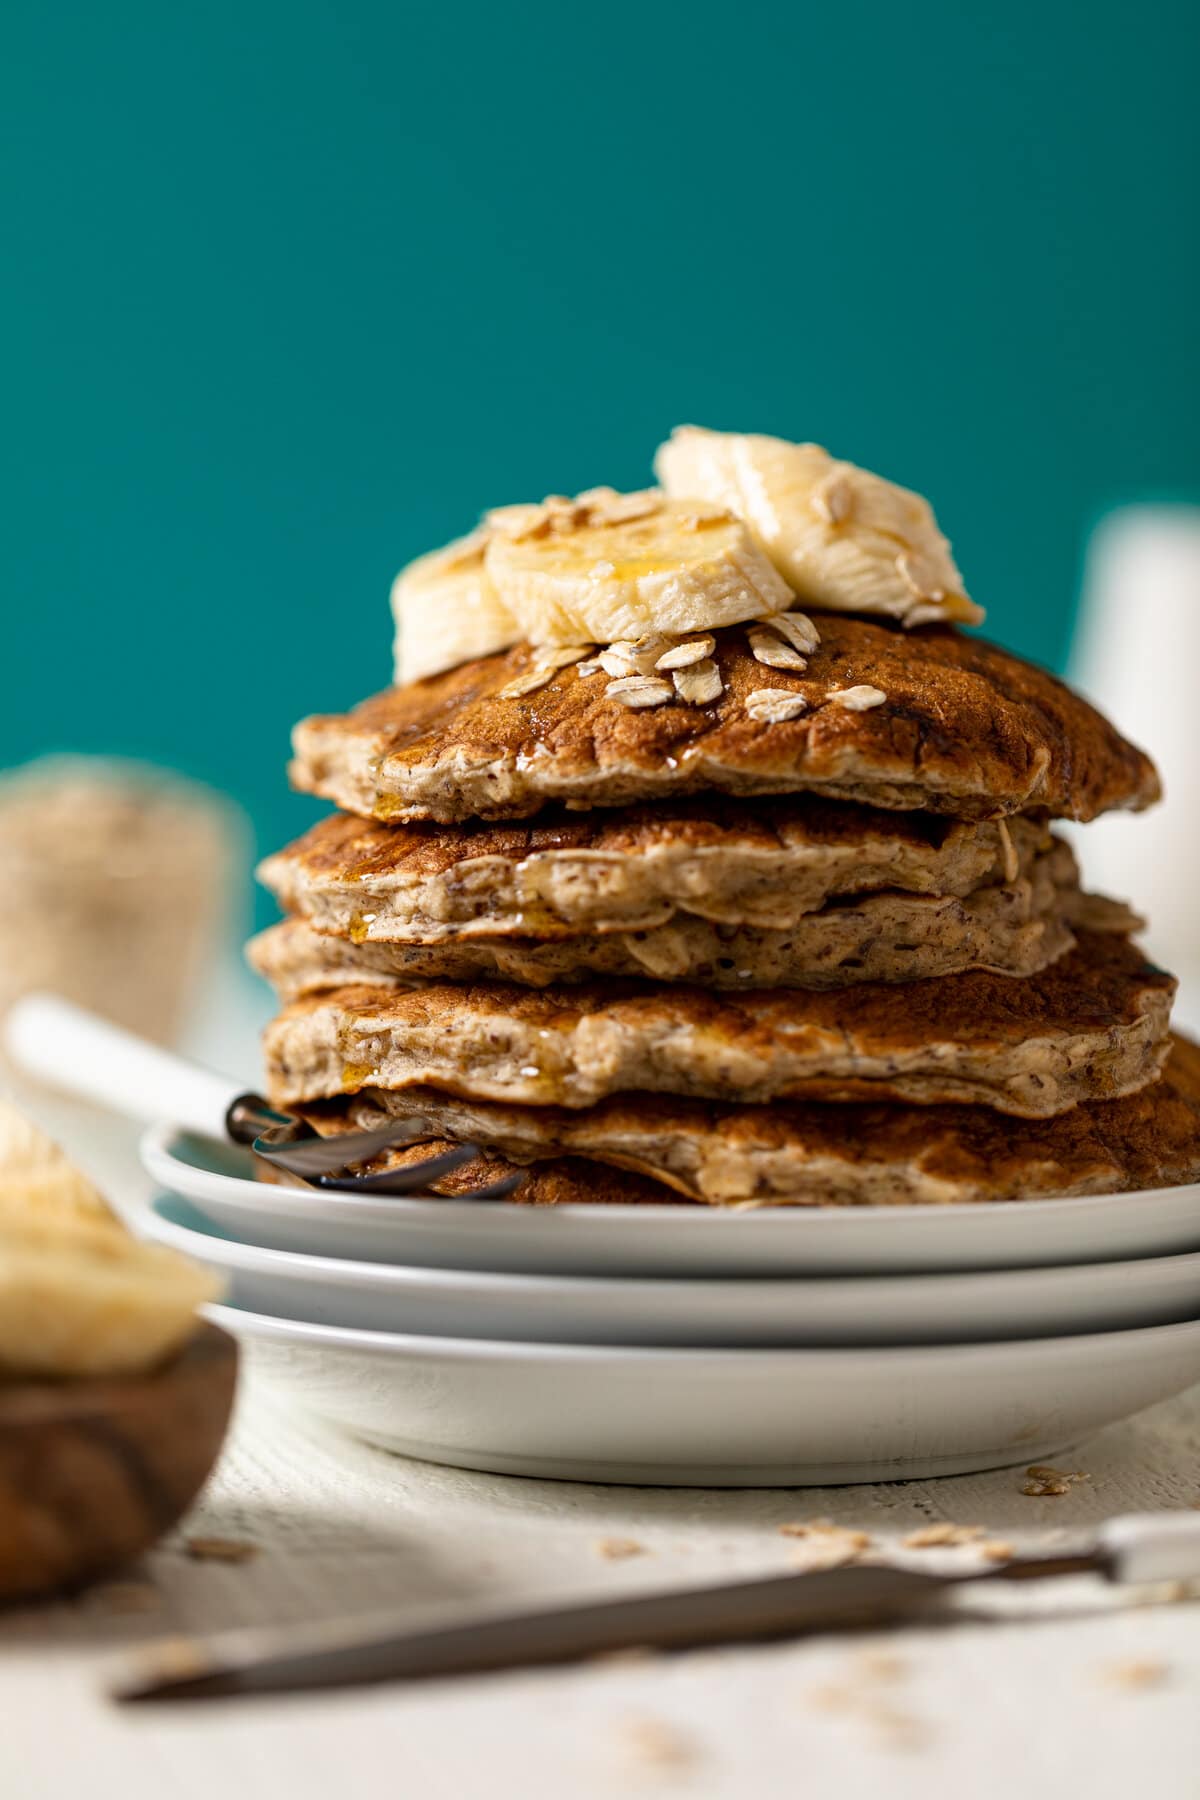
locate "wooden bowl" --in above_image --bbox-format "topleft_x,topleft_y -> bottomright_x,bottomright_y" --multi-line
0,1322 -> 237,1604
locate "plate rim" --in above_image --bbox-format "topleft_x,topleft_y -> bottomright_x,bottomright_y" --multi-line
148,1190 -> 1200,1301
204,1297 -> 1200,1365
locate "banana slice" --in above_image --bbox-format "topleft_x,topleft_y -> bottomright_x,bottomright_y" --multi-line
0,1100 -> 219,1378
0,1226 -> 220,1379
390,528 -> 521,686
0,1097 -> 118,1231
484,488 -> 794,645
655,427 -> 983,628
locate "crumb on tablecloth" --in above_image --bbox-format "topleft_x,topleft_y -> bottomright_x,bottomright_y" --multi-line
183,1536 -> 260,1564
1021,1465 -> 1090,1498
595,1537 -> 647,1561
903,1523 -> 985,1548
1100,1658 -> 1170,1690
807,1652 -> 931,1750
778,1519 -> 873,1569
618,1717 -> 698,1769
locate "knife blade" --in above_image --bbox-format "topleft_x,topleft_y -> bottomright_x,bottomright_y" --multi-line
114,1511 -> 1200,1703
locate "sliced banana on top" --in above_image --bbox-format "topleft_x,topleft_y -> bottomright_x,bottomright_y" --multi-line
484,487 -> 794,646
655,426 -> 982,628
390,431 -> 976,687
391,528 -> 522,686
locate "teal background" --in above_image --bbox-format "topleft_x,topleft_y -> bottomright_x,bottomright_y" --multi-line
4,0 -> 1198,920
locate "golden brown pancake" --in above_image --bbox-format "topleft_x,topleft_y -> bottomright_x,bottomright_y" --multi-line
257,803 -> 1053,941
300,1034 -> 1200,1207
249,862 -> 1134,996
289,617 -> 1159,824
261,931 -> 1174,1119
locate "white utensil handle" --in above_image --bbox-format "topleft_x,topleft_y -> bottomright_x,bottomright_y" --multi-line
3,993 -> 243,1141
1100,1512 -> 1200,1585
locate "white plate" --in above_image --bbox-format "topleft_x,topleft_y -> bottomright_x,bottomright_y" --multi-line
148,1193 -> 1200,1347
145,1126 -> 1200,1278
205,1301 -> 1200,1485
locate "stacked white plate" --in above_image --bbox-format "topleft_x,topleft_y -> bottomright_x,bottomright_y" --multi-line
142,1126 -> 1200,1487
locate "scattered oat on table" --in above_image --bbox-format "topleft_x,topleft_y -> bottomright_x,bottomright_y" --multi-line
1021,1465 -> 1090,1498
854,1651 -> 909,1683
183,1536 -> 259,1564
1100,1658 -> 1170,1690
595,1536 -> 647,1561
779,1517 -> 870,1543
903,1523 -> 986,1549
779,1519 -> 873,1570
618,1717 -> 698,1770
807,1652 -> 930,1751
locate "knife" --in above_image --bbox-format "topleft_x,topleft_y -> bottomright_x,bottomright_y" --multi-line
114,1511 -> 1200,1703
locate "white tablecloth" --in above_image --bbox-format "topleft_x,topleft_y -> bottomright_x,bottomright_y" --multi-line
4,1374 -> 1200,1800
4,1024 -> 1200,1799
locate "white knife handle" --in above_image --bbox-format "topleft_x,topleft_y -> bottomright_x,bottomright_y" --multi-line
1099,1513 -> 1200,1585
3,993 -> 244,1141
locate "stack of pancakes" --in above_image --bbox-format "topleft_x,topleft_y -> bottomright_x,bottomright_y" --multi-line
249,612 -> 1200,1208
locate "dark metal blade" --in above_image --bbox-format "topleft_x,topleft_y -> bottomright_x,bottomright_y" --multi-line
253,1117 -> 438,1177
315,1145 -> 514,1194
115,1562 -> 968,1703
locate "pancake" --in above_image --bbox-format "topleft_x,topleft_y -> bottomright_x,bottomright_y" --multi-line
302,1033 -> 1200,1207
257,803 -> 1053,943
249,857 -> 1135,996
261,930 -> 1174,1119
289,617 -> 1159,824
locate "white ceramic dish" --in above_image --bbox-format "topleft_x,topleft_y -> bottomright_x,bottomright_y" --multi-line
145,1127 -> 1200,1278
148,1193 -> 1200,1347
205,1301 -> 1200,1485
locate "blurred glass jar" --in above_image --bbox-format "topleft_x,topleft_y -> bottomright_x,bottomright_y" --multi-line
1068,505 -> 1200,1030
0,757 -> 248,1050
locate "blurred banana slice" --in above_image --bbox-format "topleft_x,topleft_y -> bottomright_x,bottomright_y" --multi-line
0,1228 -> 220,1380
0,1096 -> 120,1229
655,427 -> 982,628
485,487 -> 794,645
0,1100 -> 219,1379
391,528 -> 521,686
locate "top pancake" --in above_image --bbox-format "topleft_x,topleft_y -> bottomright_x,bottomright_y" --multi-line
290,616 -> 1159,824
